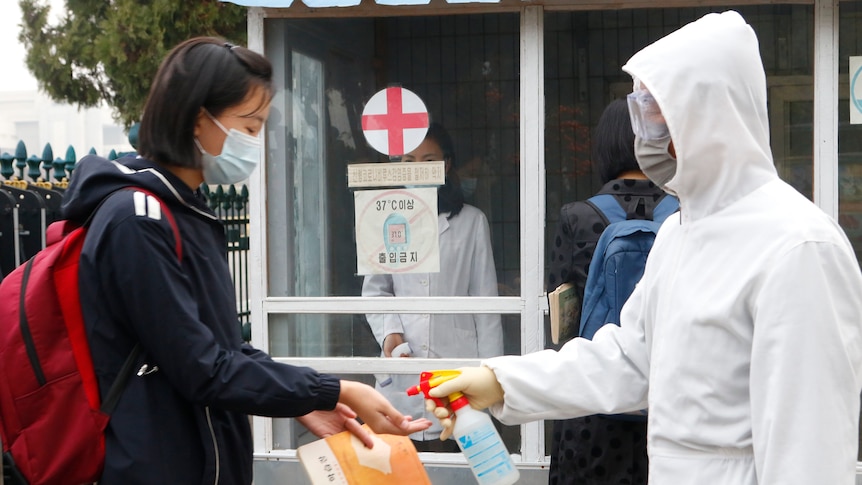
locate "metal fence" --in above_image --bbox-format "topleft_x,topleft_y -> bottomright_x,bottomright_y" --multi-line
201,183 -> 252,339
0,140 -> 251,338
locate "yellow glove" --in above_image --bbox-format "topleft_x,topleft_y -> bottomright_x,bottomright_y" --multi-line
424,366 -> 504,441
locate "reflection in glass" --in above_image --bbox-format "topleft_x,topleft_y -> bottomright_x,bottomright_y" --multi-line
838,1 -> 862,459
263,13 -> 522,456
265,15 -> 520,298
545,6 -> 815,271
267,313 -> 519,358
269,314 -> 379,358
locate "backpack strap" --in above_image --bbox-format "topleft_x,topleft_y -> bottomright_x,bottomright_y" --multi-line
653,194 -> 680,222
100,345 -> 143,413
19,258 -> 46,385
587,193 -> 679,225
91,187 -> 182,414
585,194 -> 626,225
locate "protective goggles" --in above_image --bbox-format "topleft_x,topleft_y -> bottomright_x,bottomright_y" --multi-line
627,89 -> 670,140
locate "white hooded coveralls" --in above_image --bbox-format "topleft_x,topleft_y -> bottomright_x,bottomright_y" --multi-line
483,11 -> 862,484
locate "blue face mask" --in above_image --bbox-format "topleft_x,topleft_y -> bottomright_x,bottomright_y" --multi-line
460,177 -> 478,198
195,110 -> 261,185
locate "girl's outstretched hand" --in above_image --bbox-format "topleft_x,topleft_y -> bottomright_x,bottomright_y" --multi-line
297,403 -> 373,447
338,380 -> 432,438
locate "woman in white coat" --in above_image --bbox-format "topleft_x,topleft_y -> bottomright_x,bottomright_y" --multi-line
426,11 -> 862,484
362,122 -> 503,451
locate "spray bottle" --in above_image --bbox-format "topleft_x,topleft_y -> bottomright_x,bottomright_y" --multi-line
407,370 -> 520,485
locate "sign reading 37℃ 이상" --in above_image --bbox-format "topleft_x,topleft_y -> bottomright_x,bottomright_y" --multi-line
354,187 -> 439,275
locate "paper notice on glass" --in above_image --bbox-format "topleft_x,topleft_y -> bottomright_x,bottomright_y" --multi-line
354,188 -> 439,275
852,56 -> 862,125
347,161 -> 445,188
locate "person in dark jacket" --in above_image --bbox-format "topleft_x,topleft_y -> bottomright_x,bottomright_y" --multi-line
546,99 -> 670,485
61,37 -> 430,485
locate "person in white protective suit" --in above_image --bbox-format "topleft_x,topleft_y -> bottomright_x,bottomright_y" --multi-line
425,10 -> 862,484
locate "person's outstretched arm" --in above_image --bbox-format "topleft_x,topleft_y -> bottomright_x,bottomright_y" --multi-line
426,285 -> 651,438
298,380 -> 433,448
338,380 -> 432,436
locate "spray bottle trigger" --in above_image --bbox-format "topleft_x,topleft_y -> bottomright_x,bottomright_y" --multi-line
405,370 -> 461,408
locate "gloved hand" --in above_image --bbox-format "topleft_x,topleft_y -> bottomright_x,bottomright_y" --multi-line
424,366 -> 504,440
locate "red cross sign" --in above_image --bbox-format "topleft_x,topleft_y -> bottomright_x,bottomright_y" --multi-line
361,87 -> 429,157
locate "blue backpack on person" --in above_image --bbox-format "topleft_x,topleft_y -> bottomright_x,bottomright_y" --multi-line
577,193 -> 678,421
579,193 -> 679,340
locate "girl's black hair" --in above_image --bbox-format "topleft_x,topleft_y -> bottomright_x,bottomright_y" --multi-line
592,98 -> 640,184
424,122 -> 464,218
138,37 -> 273,168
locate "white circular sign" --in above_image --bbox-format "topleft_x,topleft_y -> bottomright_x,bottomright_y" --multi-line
354,188 -> 440,274
361,87 -> 429,157
853,62 -> 862,116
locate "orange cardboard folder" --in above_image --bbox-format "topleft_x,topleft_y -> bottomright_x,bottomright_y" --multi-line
297,425 -> 431,485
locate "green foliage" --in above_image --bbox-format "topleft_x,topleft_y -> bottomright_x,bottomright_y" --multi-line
18,0 -> 248,128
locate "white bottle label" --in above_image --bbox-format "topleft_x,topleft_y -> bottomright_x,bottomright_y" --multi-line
457,421 -> 518,485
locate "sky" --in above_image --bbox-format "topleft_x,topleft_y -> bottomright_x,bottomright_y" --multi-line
0,0 -> 64,92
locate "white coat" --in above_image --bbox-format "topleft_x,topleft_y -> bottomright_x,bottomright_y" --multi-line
363,204 -> 503,440
483,11 -> 862,484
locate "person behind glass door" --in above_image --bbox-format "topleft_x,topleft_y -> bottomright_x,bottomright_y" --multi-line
422,11 -> 862,484
362,122 -> 503,452
456,154 -> 497,226
547,98 -> 669,485
62,37 -> 430,485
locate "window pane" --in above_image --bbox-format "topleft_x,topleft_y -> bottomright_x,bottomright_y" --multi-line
544,5 -> 814,323
266,312 -> 519,452
838,0 -> 862,460
839,0 -> 862,270
267,313 -> 520,358
265,14 -> 520,298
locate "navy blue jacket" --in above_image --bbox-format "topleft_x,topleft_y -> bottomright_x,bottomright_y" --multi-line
62,155 -> 340,485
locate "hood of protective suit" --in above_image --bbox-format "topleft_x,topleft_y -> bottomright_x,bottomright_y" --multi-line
622,10 -> 778,221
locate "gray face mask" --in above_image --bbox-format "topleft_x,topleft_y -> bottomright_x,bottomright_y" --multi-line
634,135 -> 677,188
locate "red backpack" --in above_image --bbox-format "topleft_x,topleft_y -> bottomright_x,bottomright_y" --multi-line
0,187 -> 180,485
